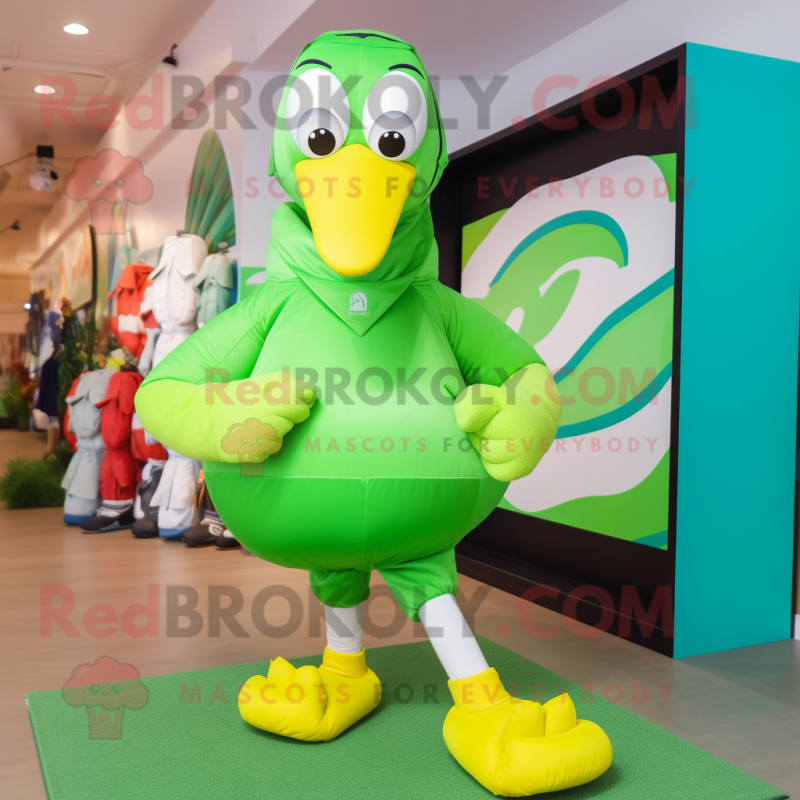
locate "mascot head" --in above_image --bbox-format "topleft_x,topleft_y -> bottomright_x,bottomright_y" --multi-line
270,30 -> 448,277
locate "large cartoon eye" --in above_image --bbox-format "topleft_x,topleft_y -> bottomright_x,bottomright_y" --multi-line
90,684 -> 100,693
295,108 -> 345,159
112,684 -> 121,694
368,111 -> 416,160
286,68 -> 350,160
363,72 -> 428,162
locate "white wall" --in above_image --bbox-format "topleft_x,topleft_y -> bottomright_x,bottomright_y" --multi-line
239,70 -> 288,271
0,276 -> 31,334
437,0 -> 800,153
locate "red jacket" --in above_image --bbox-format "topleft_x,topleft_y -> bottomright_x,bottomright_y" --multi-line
96,370 -> 144,501
108,263 -> 158,358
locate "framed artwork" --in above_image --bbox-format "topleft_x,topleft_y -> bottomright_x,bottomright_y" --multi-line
432,44 -> 800,657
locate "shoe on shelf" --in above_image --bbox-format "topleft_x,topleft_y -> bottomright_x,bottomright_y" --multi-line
132,517 -> 159,539
216,530 -> 242,550
183,518 -> 225,548
80,506 -> 135,533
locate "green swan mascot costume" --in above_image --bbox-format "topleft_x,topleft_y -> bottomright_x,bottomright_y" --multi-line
136,30 -> 612,797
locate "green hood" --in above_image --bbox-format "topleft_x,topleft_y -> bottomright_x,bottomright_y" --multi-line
270,30 -> 448,210
266,29 -> 448,335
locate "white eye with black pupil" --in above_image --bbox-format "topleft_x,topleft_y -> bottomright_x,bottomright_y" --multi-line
368,111 -> 416,160
295,108 -> 344,159
363,71 -> 427,162
286,68 -> 350,159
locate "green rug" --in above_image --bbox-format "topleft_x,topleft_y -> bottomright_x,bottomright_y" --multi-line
27,638 -> 787,800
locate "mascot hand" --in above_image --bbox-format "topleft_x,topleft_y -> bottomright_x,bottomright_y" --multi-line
217,372 -> 316,464
455,363 -> 561,482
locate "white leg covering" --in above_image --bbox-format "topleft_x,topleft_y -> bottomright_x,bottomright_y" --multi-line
324,604 -> 363,654
420,593 -> 489,681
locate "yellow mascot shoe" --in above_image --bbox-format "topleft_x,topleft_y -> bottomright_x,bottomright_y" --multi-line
443,668 -> 612,796
238,648 -> 381,742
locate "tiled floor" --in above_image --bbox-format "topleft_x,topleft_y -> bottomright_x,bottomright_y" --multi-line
0,429 -> 798,798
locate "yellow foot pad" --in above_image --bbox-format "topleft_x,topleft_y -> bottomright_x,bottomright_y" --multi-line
238,648 -> 381,742
444,668 -> 612,796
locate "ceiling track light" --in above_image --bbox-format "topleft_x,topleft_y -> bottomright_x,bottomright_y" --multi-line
30,145 -> 57,192
162,44 -> 178,68
0,220 -> 22,234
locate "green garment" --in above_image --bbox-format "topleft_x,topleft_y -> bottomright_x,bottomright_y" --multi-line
135,30 -> 547,619
136,203 -> 542,617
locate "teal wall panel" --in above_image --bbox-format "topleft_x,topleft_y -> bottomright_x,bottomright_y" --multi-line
674,44 -> 800,657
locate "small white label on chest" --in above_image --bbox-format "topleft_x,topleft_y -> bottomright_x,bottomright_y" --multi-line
348,291 -> 368,316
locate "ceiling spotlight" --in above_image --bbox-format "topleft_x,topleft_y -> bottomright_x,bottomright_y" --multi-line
34,85 -> 56,94
63,23 -> 89,35
30,146 -> 56,191
30,168 -> 53,192
162,44 -> 178,68
0,220 -> 22,234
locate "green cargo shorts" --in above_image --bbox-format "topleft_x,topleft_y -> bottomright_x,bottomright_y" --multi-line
309,545 -> 458,622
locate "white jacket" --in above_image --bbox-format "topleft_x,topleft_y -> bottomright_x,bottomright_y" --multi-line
147,233 -> 207,534
62,369 -> 115,506
150,234 -> 207,366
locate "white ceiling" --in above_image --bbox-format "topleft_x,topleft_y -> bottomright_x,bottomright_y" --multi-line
251,0 -> 630,77
0,0 -> 215,275
0,0 -> 217,160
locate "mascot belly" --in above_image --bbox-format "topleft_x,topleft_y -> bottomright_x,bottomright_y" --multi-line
205,280 -> 507,573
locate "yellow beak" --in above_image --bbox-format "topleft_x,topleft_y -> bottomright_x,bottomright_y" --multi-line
294,144 -> 416,277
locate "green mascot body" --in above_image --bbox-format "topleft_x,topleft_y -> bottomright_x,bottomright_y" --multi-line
136,30 -> 612,797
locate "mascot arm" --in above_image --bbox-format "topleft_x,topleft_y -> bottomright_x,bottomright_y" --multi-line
432,284 -> 562,481
454,364 -> 562,481
432,282 -> 543,386
135,285 -> 316,464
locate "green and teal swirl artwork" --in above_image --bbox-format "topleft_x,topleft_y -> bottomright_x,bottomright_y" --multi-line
461,155 -> 676,549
